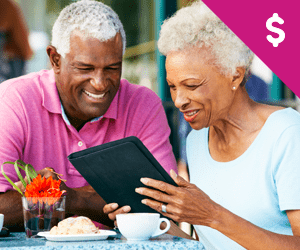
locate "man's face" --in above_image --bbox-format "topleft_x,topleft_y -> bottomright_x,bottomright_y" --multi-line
54,31 -> 123,129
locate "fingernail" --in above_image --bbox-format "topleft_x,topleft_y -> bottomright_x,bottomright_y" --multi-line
141,199 -> 146,204
135,188 -> 142,193
111,203 -> 118,209
123,206 -> 131,212
140,178 -> 148,184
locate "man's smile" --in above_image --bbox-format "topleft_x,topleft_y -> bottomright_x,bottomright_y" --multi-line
83,90 -> 106,99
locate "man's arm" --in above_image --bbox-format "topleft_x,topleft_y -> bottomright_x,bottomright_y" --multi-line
0,96 -> 113,229
65,185 -> 114,227
10,169 -> 115,229
0,187 -> 114,230
0,191 -> 24,231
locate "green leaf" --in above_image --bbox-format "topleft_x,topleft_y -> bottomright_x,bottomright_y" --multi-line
1,160 -> 38,196
15,160 -> 26,171
1,163 -> 24,196
24,164 -> 32,184
14,162 -> 27,189
24,164 -> 37,183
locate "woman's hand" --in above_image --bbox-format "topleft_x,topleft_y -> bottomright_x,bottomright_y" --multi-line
135,169 -> 219,227
103,203 -> 131,227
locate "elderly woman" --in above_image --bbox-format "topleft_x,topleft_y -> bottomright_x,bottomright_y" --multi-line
104,1 -> 300,249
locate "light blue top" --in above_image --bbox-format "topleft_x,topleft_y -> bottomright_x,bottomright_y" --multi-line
187,108 -> 300,250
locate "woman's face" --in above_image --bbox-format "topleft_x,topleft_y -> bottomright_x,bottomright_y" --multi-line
166,47 -> 235,130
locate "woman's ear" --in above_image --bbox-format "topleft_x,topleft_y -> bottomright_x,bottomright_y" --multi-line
46,46 -> 61,74
231,67 -> 246,89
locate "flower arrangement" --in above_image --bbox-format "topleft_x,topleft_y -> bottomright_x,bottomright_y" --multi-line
1,160 -> 66,201
1,160 -> 66,237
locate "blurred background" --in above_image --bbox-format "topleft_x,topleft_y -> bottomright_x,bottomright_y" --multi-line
14,0 -> 295,106
12,0 -> 299,157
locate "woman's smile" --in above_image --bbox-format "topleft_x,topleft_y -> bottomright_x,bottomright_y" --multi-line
183,110 -> 199,122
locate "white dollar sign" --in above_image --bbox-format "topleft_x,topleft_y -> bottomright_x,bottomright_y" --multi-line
266,13 -> 285,47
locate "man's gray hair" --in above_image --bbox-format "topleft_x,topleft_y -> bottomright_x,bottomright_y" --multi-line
158,0 -> 253,77
51,0 -> 126,58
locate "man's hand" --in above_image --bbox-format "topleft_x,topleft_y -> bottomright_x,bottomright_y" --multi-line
13,167 -> 64,192
103,203 -> 131,227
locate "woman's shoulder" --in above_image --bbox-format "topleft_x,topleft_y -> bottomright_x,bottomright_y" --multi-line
259,107 -> 300,143
266,107 -> 300,127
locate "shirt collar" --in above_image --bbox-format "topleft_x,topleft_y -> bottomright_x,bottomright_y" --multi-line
60,103 -> 103,125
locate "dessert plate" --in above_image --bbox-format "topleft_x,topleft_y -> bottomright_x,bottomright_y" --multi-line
37,230 -> 117,241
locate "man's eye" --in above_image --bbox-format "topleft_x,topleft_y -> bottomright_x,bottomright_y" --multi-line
78,68 -> 93,71
107,67 -> 120,71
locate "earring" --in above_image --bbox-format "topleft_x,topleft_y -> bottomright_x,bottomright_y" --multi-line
232,86 -> 236,90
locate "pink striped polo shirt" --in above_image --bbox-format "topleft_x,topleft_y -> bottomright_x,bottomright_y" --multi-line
0,70 -> 177,192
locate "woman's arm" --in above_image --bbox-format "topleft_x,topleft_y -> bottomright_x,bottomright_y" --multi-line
212,204 -> 300,250
136,170 -> 300,250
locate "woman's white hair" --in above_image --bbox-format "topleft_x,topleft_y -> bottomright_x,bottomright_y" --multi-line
51,0 -> 126,58
158,0 -> 253,78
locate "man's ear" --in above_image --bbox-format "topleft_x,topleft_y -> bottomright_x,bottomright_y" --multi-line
46,45 -> 61,74
231,67 -> 246,89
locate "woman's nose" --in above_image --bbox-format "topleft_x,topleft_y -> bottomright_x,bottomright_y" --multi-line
174,91 -> 190,110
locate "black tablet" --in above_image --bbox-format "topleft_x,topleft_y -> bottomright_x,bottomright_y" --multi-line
68,136 -> 177,213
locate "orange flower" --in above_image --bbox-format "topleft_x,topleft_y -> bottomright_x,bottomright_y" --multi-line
25,175 -> 65,205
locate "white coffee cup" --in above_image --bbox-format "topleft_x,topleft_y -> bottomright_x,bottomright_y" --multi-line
116,213 -> 170,241
0,214 -> 4,232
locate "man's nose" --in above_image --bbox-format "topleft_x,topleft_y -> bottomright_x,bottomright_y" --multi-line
90,71 -> 107,91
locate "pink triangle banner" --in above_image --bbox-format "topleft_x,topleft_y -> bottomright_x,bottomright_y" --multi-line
202,0 -> 300,98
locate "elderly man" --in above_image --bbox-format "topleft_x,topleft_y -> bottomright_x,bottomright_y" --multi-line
0,0 -> 177,231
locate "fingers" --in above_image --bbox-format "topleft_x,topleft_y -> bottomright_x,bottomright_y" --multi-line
140,198 -> 180,222
139,171 -> 191,196
141,198 -> 166,214
14,180 -> 27,192
136,187 -> 172,204
37,168 -> 56,179
103,203 -> 131,222
103,203 -> 119,214
139,177 -> 178,195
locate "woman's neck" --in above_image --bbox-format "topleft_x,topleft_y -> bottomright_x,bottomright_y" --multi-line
207,87 -> 274,162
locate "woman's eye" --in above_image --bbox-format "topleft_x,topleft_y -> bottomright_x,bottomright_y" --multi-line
187,85 -> 198,89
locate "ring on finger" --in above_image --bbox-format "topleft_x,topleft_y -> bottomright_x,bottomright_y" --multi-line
161,204 -> 167,213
